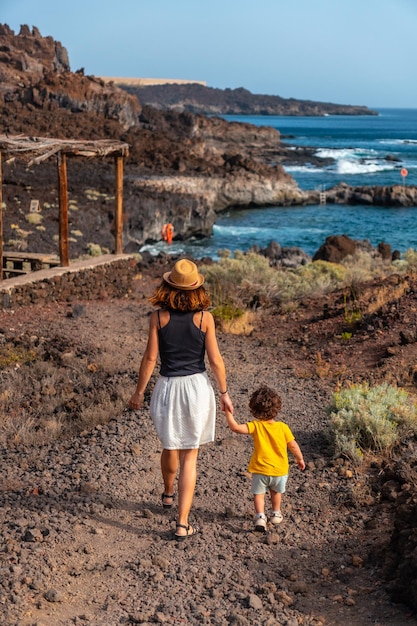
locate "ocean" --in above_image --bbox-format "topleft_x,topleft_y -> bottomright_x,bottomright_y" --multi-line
140,108 -> 417,259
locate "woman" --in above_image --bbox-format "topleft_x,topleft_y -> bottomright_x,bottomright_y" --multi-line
129,258 -> 233,540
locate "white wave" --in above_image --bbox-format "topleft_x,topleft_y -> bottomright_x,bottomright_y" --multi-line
316,147 -> 376,160
140,241 -> 186,256
215,224 -> 273,237
283,165 -> 324,173
314,146 -> 397,175
337,160 -> 394,175
379,138 -> 417,146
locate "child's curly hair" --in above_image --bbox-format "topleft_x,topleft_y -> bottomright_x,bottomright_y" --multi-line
249,385 -> 282,420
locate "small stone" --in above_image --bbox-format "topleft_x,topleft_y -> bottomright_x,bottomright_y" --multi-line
22,528 -> 44,543
248,593 -> 263,610
332,594 -> 344,603
276,590 -> 293,606
44,588 -> 64,603
131,443 -> 141,455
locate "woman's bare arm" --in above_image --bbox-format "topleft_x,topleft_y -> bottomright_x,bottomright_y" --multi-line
204,311 -> 233,413
129,311 -> 159,410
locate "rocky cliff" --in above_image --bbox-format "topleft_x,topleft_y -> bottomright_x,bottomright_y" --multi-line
0,25 -> 413,261
0,25 -> 310,257
0,24 -> 141,130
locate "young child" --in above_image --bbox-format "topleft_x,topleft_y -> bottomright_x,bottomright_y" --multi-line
225,385 -> 305,532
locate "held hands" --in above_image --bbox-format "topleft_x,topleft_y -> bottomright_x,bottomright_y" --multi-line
129,390 -> 144,411
220,391 -> 234,413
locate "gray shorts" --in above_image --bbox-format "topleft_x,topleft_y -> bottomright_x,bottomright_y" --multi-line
251,473 -> 288,495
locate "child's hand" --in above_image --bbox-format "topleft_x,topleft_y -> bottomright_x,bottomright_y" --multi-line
297,459 -> 306,470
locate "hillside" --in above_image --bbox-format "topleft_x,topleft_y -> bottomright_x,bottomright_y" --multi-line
119,82 -> 378,116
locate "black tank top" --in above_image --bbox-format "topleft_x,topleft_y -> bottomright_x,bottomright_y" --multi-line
158,310 -> 206,377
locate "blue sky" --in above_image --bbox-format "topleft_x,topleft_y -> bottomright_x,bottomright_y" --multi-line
2,0 -> 417,108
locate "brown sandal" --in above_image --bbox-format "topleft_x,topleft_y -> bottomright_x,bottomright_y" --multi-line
174,523 -> 200,541
161,493 -> 176,509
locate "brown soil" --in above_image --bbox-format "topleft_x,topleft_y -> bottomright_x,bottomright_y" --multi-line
1,263 -> 417,626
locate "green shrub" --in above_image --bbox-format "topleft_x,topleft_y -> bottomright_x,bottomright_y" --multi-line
201,252 -> 349,309
201,249 -> 417,314
202,252 -> 278,308
211,303 -> 245,323
0,345 -> 37,370
327,382 -> 417,463
25,212 -> 43,225
87,242 -> 102,256
402,248 -> 417,272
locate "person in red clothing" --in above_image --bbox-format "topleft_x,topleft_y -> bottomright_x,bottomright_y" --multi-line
129,259 -> 233,540
161,223 -> 174,244
225,385 -> 305,532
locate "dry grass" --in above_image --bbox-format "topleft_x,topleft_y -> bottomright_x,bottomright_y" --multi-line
214,311 -> 254,336
0,339 -> 136,446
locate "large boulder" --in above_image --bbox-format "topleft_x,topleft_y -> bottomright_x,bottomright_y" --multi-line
313,234 -> 357,263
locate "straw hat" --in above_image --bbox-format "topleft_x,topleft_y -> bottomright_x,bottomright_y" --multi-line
163,259 -> 204,291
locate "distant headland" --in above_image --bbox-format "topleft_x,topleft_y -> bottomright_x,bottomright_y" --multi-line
100,77 -> 207,87
102,79 -> 378,117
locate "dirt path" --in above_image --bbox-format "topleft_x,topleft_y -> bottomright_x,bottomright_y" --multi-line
0,298 -> 416,625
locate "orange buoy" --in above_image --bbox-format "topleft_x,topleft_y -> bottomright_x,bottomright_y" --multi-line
162,223 -> 174,244
401,168 -> 408,177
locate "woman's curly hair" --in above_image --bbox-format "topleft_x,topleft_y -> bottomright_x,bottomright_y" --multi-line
249,385 -> 282,420
149,281 -> 211,312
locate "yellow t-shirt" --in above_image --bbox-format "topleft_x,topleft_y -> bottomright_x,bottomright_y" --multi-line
247,420 -> 294,476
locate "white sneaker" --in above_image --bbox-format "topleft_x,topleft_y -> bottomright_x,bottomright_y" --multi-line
270,511 -> 283,525
254,513 -> 267,532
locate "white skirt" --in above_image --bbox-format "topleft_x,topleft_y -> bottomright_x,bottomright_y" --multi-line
150,372 -> 216,449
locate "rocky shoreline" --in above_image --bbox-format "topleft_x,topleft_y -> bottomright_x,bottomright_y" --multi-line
1,24 -> 416,261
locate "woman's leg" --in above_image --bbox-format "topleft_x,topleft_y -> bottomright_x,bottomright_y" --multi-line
176,448 -> 199,535
161,449 -> 179,501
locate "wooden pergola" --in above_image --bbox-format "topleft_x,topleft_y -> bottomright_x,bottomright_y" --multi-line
0,135 -> 130,280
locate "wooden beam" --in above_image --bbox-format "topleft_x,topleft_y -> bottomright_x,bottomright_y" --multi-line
0,151 -> 2,281
57,151 -> 70,267
114,154 -> 124,255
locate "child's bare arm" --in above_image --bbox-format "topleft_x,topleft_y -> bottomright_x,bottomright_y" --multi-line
225,409 -> 249,434
288,440 -> 305,470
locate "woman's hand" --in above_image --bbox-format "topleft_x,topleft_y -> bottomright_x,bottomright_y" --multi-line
129,390 -> 144,411
220,391 -> 233,413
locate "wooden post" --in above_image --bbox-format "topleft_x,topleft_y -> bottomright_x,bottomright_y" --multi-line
0,151 -> 3,281
114,154 -> 124,255
57,151 -> 69,267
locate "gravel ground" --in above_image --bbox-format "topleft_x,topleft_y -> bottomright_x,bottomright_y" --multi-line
0,288 -> 416,626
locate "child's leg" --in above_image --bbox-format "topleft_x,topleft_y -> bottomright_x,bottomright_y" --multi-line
269,488 -> 284,525
252,475 -> 268,531
254,493 -> 266,515
270,489 -> 282,512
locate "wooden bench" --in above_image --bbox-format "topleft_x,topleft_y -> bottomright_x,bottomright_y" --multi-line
2,252 -> 61,278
